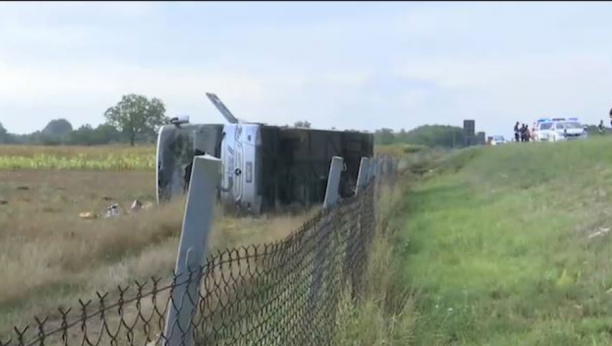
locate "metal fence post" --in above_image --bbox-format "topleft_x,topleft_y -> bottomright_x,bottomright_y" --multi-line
164,154 -> 221,346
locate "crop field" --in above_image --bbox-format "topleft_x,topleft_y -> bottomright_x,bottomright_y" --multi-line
0,145 -> 155,170
0,145 -> 317,333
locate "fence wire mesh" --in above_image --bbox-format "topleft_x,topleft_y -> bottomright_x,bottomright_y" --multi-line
1,181 -> 378,346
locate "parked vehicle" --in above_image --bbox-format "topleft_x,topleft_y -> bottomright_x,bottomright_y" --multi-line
490,135 -> 506,146
532,117 -> 588,142
156,93 -> 374,215
531,118 -> 554,142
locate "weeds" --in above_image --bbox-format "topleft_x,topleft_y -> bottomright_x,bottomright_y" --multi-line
334,167 -> 417,346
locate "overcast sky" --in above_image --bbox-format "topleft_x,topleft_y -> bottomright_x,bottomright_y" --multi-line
1,1 -> 611,138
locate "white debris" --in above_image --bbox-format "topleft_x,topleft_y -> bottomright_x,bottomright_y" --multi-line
105,204 -> 121,218
79,211 -> 98,220
588,228 -> 610,239
130,199 -> 143,213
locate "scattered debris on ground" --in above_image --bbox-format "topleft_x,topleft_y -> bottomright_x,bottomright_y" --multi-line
79,199 -> 155,220
105,204 -> 121,218
130,199 -> 143,213
79,211 -> 98,220
588,227 -> 610,239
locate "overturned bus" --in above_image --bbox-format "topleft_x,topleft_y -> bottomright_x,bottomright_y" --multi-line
156,94 -> 374,214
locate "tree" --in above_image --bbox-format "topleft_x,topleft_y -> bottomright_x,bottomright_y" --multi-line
93,124 -> 122,144
104,94 -> 168,146
294,120 -> 311,128
398,128 -> 407,142
67,125 -> 95,145
371,125 -> 468,149
374,128 -> 396,145
42,119 -> 73,137
401,125 -> 465,148
0,122 -> 12,144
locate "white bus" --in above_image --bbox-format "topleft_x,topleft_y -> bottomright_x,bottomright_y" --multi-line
156,94 -> 374,214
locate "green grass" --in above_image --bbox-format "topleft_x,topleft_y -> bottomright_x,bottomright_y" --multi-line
398,138 -> 612,345
334,176 -> 417,346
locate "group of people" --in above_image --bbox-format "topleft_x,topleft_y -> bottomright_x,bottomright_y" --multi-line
513,122 -> 531,142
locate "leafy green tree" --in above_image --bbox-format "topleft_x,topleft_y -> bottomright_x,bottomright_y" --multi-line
372,125 -> 468,148
104,94 -> 168,146
67,124 -> 124,145
93,124 -> 122,144
67,125 -> 96,145
401,125 -> 465,148
42,119 -> 73,137
374,128 -> 396,145
37,118 -> 73,144
0,122 -> 13,144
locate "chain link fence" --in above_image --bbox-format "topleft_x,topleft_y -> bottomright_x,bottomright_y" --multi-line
1,177 -> 384,346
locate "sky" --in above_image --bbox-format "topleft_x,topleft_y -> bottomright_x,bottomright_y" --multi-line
1,1 -> 612,139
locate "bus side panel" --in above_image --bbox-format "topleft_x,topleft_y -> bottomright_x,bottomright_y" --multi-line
258,127 -> 280,213
220,125 -> 237,206
156,124 -> 224,204
239,125 -> 261,214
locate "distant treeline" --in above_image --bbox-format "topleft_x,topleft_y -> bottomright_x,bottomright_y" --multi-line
1,120 -> 482,149
0,94 -> 167,146
375,123 -> 605,148
373,125 -> 470,148
0,119 -> 156,146
13,91 -> 597,149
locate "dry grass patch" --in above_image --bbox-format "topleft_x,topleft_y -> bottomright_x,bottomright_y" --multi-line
0,169 -> 314,336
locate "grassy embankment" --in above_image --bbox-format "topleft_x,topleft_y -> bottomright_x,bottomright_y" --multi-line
402,137 -> 612,345
338,137 -> 612,345
333,147 -> 439,346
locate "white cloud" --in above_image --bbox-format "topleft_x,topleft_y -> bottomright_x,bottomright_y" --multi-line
2,2 -> 612,138
0,58 -> 378,133
398,53 -> 612,137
